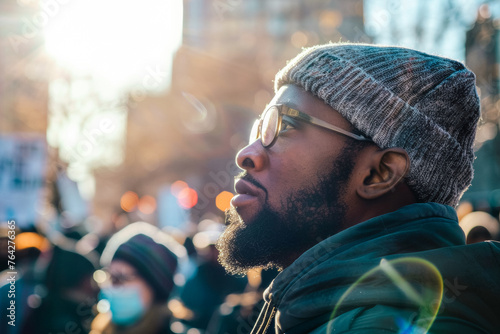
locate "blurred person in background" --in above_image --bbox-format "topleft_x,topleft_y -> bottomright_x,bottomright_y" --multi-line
459,210 -> 500,244
217,43 -> 500,333
175,228 -> 247,332
91,222 -> 184,334
0,231 -> 50,334
1,242 -> 99,334
206,268 -> 279,334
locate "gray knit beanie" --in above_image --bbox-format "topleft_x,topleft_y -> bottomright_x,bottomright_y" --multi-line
275,43 -> 480,207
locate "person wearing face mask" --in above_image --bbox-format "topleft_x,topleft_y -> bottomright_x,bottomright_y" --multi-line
91,222 -> 185,334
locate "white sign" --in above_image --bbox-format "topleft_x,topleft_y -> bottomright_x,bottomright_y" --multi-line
0,135 -> 47,229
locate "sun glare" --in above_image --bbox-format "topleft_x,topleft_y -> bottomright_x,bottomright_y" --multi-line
44,0 -> 183,90
43,0 -> 183,198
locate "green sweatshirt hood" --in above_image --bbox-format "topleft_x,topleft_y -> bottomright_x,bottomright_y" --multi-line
253,203 -> 500,333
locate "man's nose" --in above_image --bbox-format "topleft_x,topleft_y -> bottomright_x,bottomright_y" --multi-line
235,140 -> 268,172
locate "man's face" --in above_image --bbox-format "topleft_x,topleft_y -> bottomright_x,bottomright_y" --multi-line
216,84 -> 361,275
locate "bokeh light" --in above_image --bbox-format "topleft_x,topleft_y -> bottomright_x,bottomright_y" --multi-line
177,187 -> 198,209
291,31 -> 308,48
456,201 -> 473,221
93,269 -> 108,285
27,294 -> 42,309
138,195 -> 157,214
171,180 -> 189,197
319,10 -> 343,29
97,299 -> 110,314
192,230 -> 221,250
16,232 -> 50,252
120,191 -> 139,212
215,191 -> 234,212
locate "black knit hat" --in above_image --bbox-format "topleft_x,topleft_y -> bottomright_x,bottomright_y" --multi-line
101,222 -> 184,302
275,43 -> 480,207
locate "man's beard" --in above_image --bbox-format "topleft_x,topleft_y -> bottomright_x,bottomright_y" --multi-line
216,145 -> 358,275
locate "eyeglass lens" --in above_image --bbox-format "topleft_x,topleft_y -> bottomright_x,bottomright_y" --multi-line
250,119 -> 260,144
249,106 -> 285,147
261,106 -> 279,147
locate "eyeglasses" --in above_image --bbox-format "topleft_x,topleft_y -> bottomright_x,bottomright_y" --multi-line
250,104 -> 371,148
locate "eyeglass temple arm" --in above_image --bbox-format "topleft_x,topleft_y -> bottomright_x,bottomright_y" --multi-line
283,108 -> 371,142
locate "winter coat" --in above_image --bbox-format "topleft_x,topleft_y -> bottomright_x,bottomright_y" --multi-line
250,203 -> 500,334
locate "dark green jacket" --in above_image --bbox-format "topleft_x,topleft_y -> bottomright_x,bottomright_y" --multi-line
251,203 -> 500,334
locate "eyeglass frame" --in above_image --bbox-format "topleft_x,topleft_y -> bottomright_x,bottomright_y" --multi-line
251,104 -> 372,148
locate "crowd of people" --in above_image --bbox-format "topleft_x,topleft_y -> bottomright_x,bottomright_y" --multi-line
0,212 -> 280,334
0,204 -> 498,334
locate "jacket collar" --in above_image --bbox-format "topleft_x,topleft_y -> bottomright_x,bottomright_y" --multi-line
260,203 -> 464,333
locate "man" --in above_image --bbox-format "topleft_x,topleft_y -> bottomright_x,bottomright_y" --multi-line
216,43 -> 500,333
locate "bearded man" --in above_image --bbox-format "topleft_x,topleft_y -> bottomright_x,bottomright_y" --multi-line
216,43 -> 500,334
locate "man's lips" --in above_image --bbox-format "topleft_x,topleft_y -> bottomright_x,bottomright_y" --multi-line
231,178 -> 262,208
235,178 -> 261,196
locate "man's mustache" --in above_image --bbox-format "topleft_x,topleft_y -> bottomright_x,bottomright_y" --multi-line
224,172 -> 269,226
235,171 -> 268,196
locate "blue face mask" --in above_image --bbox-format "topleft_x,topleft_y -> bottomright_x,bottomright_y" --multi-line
100,285 -> 146,326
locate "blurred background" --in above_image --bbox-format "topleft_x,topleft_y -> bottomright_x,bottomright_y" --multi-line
1,0 -> 500,234
1,0 -> 500,333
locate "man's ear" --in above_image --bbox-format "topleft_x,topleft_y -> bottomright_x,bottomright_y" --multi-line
356,148 -> 410,200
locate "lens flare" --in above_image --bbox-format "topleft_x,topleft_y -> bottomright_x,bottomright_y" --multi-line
327,257 -> 443,334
